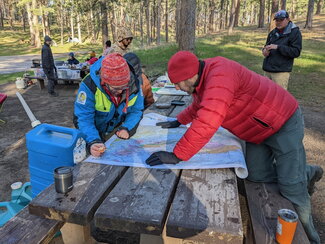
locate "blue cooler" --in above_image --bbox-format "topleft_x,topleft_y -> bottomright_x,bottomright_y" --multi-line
26,124 -> 86,197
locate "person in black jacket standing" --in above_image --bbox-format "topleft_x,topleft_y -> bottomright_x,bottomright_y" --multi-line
262,10 -> 302,90
42,35 -> 58,97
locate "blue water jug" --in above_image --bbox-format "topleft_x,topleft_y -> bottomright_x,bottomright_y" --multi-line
26,124 -> 86,197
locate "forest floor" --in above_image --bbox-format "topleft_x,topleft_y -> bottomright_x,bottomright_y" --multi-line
0,15 -> 324,243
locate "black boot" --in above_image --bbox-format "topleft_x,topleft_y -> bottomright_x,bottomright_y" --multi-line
308,165 -> 323,196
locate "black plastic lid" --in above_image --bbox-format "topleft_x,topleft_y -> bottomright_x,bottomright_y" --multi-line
54,166 -> 72,176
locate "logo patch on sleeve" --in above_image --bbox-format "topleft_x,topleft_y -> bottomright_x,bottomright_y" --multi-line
77,91 -> 87,105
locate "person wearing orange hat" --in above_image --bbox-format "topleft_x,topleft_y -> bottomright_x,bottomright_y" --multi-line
146,51 -> 322,244
74,53 -> 144,157
86,50 -> 99,65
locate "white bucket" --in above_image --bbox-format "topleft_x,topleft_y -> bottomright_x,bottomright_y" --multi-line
16,77 -> 27,89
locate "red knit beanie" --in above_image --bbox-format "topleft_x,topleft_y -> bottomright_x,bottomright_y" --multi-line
101,53 -> 130,86
167,51 -> 199,83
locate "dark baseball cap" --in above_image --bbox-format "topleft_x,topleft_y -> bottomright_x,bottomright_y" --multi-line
274,10 -> 289,20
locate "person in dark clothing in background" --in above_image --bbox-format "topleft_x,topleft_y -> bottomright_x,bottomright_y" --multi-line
262,10 -> 302,90
67,52 -> 80,65
123,53 -> 154,109
102,40 -> 113,56
41,35 -> 58,97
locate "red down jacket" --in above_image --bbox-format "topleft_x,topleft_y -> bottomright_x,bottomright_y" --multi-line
174,56 -> 298,161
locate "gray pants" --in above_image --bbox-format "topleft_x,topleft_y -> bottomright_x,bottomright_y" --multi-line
245,107 -> 320,244
44,68 -> 57,94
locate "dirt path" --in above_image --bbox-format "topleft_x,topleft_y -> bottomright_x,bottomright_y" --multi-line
0,81 -> 324,242
0,54 -> 68,74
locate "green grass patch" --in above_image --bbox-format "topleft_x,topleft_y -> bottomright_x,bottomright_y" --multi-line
0,71 -> 33,85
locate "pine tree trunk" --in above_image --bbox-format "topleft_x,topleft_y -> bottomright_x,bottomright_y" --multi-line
26,2 -> 35,46
90,9 -> 95,42
41,6 -> 46,37
70,10 -> 74,39
101,0 -> 108,48
219,0 -> 225,30
316,0 -> 323,14
110,5 -> 116,42
95,9 -> 100,41
234,0 -> 240,27
32,0 -> 41,47
0,0 -> 4,29
156,0 -> 161,44
60,1 -> 64,45
8,2 -> 13,30
305,0 -> 314,29
140,3 -> 144,46
269,0 -> 279,31
164,0 -> 168,42
22,9 -> 26,32
77,14 -> 82,43
145,0 -> 151,45
290,0 -> 296,19
178,0 -> 196,51
196,5 -> 200,36
44,13 -> 50,36
151,3 -> 155,42
175,0 -> 181,43
281,0 -> 286,10
203,2 -> 207,33
258,0 -> 265,28
225,0 -> 230,27
267,0 -> 271,23
0,9 -> 3,29
228,0 -> 237,33
208,0 -> 215,32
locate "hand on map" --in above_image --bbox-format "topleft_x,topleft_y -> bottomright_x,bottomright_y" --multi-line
146,151 -> 181,166
90,143 -> 106,157
116,129 -> 130,139
156,120 -> 181,128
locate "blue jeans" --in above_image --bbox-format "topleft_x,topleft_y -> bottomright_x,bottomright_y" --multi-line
245,107 -> 320,244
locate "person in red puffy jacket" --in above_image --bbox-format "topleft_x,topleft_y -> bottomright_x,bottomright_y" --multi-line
146,51 -> 322,244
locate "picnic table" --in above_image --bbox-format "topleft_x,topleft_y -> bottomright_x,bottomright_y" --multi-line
25,66 -> 88,90
28,93 -> 244,243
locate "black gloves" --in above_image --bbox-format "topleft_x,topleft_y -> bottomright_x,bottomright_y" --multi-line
156,120 -> 181,128
146,151 -> 181,166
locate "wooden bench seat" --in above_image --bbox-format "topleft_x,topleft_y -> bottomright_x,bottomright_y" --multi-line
166,169 -> 243,243
244,181 -> 309,244
0,206 -> 63,244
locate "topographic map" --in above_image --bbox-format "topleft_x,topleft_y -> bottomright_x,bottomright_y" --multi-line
86,113 -> 248,178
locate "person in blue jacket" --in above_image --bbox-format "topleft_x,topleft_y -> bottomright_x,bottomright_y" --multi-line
67,52 -> 80,65
74,53 -> 144,157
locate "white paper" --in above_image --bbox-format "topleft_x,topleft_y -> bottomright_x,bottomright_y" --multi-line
86,113 -> 248,178
155,87 -> 189,96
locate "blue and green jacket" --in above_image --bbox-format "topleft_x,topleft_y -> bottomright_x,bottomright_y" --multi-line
74,56 -> 144,144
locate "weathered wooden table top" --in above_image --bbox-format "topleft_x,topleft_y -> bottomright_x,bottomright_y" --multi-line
29,93 -> 243,243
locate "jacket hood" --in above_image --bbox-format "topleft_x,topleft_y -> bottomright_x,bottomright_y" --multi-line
89,56 -> 104,91
281,21 -> 298,35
